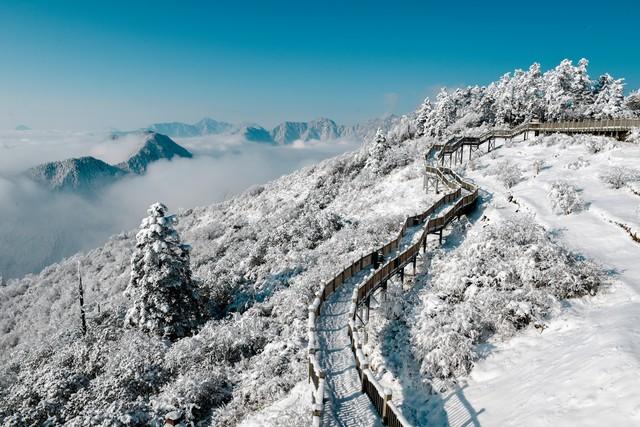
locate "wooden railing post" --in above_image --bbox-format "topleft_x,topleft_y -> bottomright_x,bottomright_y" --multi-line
382,389 -> 392,423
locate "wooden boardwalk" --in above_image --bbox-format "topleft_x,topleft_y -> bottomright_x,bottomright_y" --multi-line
433,118 -> 640,166
306,117 -> 639,426
307,162 -> 478,426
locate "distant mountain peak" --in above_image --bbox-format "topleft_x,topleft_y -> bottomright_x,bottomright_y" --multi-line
116,132 -> 193,174
27,132 -> 192,193
27,156 -> 126,193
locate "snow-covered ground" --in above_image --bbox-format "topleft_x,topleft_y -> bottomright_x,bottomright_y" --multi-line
458,136 -> 640,426
364,135 -> 640,426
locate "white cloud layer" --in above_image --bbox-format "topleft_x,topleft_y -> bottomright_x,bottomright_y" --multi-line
0,131 -> 361,279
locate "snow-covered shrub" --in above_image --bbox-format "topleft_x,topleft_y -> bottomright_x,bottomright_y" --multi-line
585,138 -> 607,154
380,281 -> 405,320
599,166 -> 640,189
625,90 -> 640,113
152,367 -> 230,422
547,181 -> 585,215
565,157 -> 590,170
626,128 -> 640,144
124,203 -> 203,340
410,217 -> 602,382
486,160 -> 523,188
532,159 -> 546,176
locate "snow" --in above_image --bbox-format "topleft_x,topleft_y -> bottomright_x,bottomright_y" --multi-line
239,381 -> 313,427
454,136 -> 640,426
357,134 -> 640,427
3,57 -> 640,426
317,272 -> 382,427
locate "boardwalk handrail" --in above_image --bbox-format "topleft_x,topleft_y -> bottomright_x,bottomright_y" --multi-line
308,154 -> 479,425
434,117 -> 640,163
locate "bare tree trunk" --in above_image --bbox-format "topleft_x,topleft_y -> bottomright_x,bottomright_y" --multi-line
78,261 -> 87,336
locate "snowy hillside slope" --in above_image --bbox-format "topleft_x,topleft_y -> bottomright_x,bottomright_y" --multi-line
0,134 -> 427,425
455,135 -> 640,426
357,134 -> 640,427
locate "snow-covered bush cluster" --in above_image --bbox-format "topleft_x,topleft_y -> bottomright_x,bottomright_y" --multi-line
526,133 -> 617,153
410,217 -> 603,381
532,159 -> 546,176
0,131 -> 428,425
599,166 -> 640,189
547,181 -> 586,215
565,157 -> 590,170
626,127 -> 640,144
406,59 -> 637,141
486,160 -> 524,188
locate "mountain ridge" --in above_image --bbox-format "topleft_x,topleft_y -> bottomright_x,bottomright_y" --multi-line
147,115 -> 401,144
26,132 -> 192,193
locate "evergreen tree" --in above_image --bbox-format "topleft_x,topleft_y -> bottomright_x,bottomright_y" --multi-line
522,63 -> 545,121
572,58 -> 595,116
543,59 -> 577,120
589,74 -> 625,119
430,89 -> 457,137
124,202 -> 202,340
626,90 -> 640,114
415,97 -> 433,136
364,128 -> 391,174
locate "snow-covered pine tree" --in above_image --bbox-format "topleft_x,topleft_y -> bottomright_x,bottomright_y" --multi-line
415,97 -> 433,137
494,73 -> 514,125
589,74 -> 626,119
543,59 -> 577,120
429,89 -> 457,137
572,58 -> 595,116
522,63 -> 545,121
124,202 -> 202,340
626,90 -> 640,114
364,128 -> 391,174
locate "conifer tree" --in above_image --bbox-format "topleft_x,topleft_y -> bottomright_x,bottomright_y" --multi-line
125,203 -> 202,340
589,74 -> 625,119
415,97 -> 433,136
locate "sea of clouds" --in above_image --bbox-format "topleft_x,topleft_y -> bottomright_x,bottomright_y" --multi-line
0,130 -> 362,279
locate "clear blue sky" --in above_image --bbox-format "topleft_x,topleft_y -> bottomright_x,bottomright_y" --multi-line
1,0 -> 638,130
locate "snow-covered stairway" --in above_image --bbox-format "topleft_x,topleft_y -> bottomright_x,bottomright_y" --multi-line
307,163 -> 480,426
317,269 -> 382,426
317,220 -> 428,426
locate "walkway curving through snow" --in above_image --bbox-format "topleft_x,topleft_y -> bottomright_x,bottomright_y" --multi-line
317,219 -> 440,426
317,270 -> 381,427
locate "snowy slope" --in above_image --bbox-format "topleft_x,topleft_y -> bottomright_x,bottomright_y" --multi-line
455,136 -> 640,426
0,134 -> 426,426
359,135 -> 640,427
